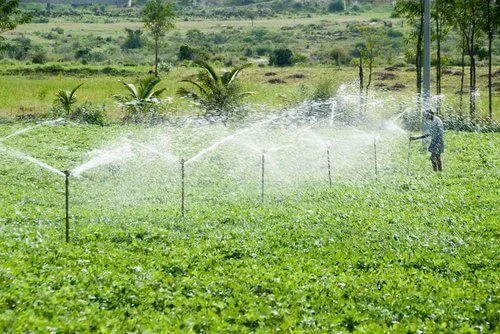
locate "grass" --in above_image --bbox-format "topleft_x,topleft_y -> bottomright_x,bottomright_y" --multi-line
0,65 -> 498,120
0,121 -> 498,332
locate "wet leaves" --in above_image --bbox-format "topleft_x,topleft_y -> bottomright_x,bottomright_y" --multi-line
0,125 -> 498,332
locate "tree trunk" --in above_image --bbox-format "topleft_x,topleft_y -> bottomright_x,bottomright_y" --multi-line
154,36 -> 159,77
487,0 -> 493,121
435,8 -> 442,115
359,54 -> 363,92
359,54 -> 364,116
469,52 -> 476,120
367,55 -> 373,90
416,0 -> 424,95
469,5 -> 476,121
459,35 -> 465,115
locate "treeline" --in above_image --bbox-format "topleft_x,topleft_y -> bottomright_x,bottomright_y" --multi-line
394,0 -> 498,121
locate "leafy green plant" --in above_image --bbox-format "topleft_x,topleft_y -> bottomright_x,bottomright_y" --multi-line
269,48 -> 294,67
71,102 -> 106,126
115,75 -> 166,120
327,0 -> 344,13
0,124 -> 497,332
121,28 -> 143,50
54,83 -> 83,116
310,78 -> 334,101
177,60 -> 252,120
0,0 -> 31,35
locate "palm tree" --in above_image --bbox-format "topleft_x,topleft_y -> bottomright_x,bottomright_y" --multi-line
55,83 -> 83,116
115,75 -> 166,116
177,60 -> 253,119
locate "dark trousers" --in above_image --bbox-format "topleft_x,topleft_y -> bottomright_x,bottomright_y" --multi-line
430,153 -> 442,172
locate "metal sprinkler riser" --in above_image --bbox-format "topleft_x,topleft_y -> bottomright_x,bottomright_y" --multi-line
63,170 -> 70,243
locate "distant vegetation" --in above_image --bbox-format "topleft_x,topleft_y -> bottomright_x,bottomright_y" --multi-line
0,0 -> 497,124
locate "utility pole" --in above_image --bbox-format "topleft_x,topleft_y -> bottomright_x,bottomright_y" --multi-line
422,0 -> 431,112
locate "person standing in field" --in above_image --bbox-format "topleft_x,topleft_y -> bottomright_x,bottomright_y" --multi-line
410,110 -> 444,172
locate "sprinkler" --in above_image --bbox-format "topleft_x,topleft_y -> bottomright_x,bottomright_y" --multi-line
407,139 -> 411,177
180,158 -> 185,217
326,144 -> 332,187
373,138 -> 378,180
261,150 -> 265,203
64,170 -> 70,243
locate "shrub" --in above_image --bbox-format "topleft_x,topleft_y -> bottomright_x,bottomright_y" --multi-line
72,102 -> 106,126
31,52 -> 47,64
255,45 -> 271,56
328,0 -> 343,13
178,44 -> 195,61
115,76 -> 166,121
177,60 -> 253,121
350,4 -> 362,12
310,78 -> 335,101
269,48 -> 294,67
54,83 -> 83,116
3,37 -> 32,60
291,53 -> 308,64
387,28 -> 403,38
121,29 -> 143,50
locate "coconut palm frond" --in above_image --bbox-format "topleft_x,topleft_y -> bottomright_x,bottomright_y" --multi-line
178,60 -> 252,117
196,70 -> 217,92
177,87 -> 200,101
55,83 -> 83,116
140,76 -> 162,99
179,79 -> 207,95
221,63 -> 252,85
117,76 -> 165,116
55,90 -> 72,105
194,60 -> 220,84
68,83 -> 83,102
120,80 -> 139,99
150,87 -> 167,98
237,91 -> 255,98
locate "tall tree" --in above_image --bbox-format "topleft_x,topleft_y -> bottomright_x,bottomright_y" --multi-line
453,0 -> 483,120
394,0 -> 425,96
0,0 -> 31,36
458,35 -> 466,115
142,0 -> 175,76
431,0 -> 452,114
354,26 -> 386,118
479,0 -> 499,121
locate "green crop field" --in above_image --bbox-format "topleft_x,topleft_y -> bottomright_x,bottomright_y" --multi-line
0,0 -> 499,332
0,120 -> 498,332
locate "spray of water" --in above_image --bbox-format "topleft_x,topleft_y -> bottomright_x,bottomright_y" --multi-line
184,114 -> 284,165
131,140 -> 178,163
71,141 -> 134,177
0,144 -> 65,177
0,118 -> 66,142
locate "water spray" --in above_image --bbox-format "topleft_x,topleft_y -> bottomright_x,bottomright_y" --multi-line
407,140 -> 411,177
180,158 -> 185,217
64,170 -> 70,243
0,118 -> 65,143
261,150 -> 265,203
326,144 -> 332,187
